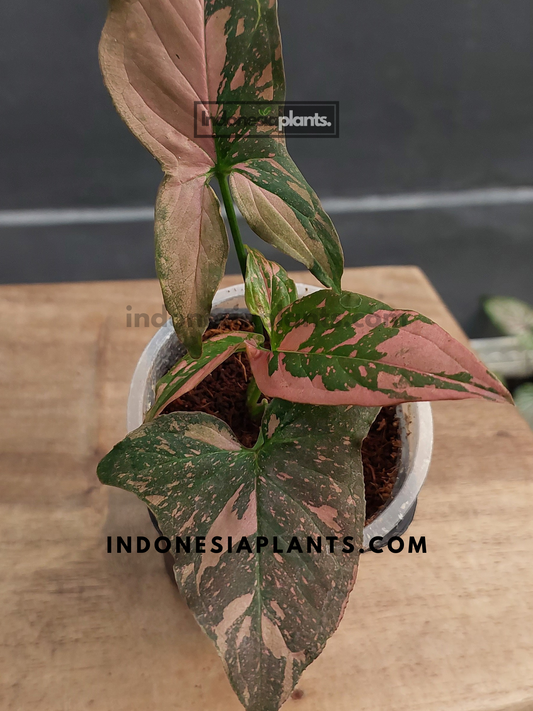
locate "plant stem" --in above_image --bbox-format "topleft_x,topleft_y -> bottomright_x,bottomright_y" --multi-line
217,171 -> 267,422
216,172 -> 264,335
218,173 -> 248,280
246,378 -> 268,422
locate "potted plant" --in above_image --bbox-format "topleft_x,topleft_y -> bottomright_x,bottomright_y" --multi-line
472,296 -> 533,428
96,2 -> 512,710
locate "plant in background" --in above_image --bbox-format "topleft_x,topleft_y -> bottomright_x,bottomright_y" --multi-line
483,296 -> 533,428
483,296 -> 533,350
515,384 -> 533,428
97,2 -> 512,710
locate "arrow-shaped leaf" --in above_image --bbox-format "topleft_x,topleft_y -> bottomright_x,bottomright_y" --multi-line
146,331 -> 264,422
245,290 -> 512,406
98,400 -> 378,711
244,248 -> 297,336
100,0 -> 343,353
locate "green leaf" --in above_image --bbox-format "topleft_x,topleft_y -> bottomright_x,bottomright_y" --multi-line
146,332 -> 264,422
230,147 -> 344,291
515,383 -> 533,429
244,247 -> 298,336
245,289 -> 512,406
98,399 -> 378,711
483,296 -> 533,339
100,0 -> 343,348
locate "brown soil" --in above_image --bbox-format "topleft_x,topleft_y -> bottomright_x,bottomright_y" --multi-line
361,407 -> 401,523
162,316 -> 401,524
163,316 -> 261,448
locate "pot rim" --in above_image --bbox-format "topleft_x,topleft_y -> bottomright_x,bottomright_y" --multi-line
127,283 -> 433,550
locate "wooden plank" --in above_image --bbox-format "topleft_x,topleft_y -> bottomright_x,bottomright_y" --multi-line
0,267 -> 532,711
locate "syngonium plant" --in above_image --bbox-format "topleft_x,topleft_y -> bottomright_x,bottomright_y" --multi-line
97,2 -> 512,710
482,296 -> 533,428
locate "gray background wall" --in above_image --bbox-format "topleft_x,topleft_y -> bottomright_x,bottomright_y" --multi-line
2,0 -> 533,334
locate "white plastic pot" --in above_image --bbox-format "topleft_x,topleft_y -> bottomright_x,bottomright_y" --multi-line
127,284 -> 434,550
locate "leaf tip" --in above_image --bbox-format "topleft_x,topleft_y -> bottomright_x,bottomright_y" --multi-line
180,328 -> 203,360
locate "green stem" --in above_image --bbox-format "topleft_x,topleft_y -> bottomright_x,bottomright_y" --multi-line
216,171 -> 264,335
218,172 -> 248,280
246,378 -> 267,422
217,171 -> 267,422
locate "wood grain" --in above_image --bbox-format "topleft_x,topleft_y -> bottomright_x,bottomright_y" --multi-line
1,267 -> 532,711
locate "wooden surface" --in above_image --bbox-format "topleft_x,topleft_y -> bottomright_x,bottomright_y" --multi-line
1,266 -> 533,711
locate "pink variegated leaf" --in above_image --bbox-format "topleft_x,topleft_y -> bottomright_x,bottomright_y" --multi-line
230,149 -> 343,291
99,0 -> 284,354
246,290 -> 513,406
100,0 -> 344,351
98,399 -> 378,711
155,176 -> 228,357
100,0 -> 285,177
244,248 -> 297,336
145,331 -> 264,422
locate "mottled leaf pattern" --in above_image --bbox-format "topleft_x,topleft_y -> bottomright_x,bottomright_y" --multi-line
205,0 -> 285,157
244,248 -> 297,336
98,400 -> 378,711
245,290 -> 512,406
100,0 -> 225,353
230,150 -> 343,291
100,0 -> 343,348
146,331 -> 264,421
